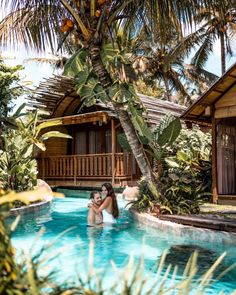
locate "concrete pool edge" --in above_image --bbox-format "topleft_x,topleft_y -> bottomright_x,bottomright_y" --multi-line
130,209 -> 236,245
10,200 -> 51,216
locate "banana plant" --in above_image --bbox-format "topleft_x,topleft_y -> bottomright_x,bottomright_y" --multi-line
129,125 -> 212,215
16,108 -> 72,152
0,108 -> 72,192
118,111 -> 182,178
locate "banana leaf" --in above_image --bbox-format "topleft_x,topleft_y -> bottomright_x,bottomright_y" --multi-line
155,113 -> 181,147
39,131 -> 72,142
117,133 -> 132,152
64,49 -> 88,77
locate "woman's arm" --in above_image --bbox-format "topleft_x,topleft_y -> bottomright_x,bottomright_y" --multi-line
90,197 -> 111,214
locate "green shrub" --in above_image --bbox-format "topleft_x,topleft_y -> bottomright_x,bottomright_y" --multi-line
161,125 -> 212,214
0,110 -> 71,194
0,128 -> 38,192
132,125 -> 212,215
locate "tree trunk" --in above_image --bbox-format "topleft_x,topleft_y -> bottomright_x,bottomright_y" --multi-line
163,75 -> 172,101
220,32 -> 226,75
89,45 -> 112,88
89,43 -> 153,179
113,104 -> 153,179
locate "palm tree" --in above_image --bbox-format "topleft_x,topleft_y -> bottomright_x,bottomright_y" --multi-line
0,0 -> 231,181
132,42 -> 192,103
191,2 -> 236,74
117,23 -> 218,106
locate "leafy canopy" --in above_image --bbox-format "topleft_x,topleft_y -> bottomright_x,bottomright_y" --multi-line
0,59 -> 24,121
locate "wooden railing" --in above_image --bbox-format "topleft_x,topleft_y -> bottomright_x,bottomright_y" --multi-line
37,153 -> 133,181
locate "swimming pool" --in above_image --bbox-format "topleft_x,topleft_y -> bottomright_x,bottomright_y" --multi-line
11,190 -> 236,294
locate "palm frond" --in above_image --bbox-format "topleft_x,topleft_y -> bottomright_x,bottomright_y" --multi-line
166,69 -> 190,99
184,64 -> 219,82
170,27 -> 208,62
191,35 -> 215,68
0,1 -> 67,52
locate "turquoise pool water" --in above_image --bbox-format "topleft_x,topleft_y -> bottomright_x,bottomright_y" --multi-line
11,190 -> 236,294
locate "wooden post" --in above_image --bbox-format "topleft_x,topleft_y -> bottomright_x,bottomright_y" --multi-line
212,111 -> 218,204
111,119 -> 116,185
74,156 -> 77,186
42,158 -> 45,180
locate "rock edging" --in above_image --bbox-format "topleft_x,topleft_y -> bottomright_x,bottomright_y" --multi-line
130,209 -> 236,245
10,200 -> 51,216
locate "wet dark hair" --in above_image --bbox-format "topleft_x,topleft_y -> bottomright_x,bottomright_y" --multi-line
90,191 -> 100,199
101,182 -> 119,219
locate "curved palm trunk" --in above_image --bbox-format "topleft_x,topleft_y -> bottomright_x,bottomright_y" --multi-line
89,43 -> 153,180
220,32 -> 226,75
163,75 -> 171,101
113,105 -> 153,179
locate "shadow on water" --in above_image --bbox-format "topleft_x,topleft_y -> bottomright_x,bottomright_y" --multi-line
159,244 -> 236,283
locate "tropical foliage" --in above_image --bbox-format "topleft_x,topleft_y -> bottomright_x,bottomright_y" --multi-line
1,0 -> 231,52
118,113 -> 182,178
191,1 -> 236,74
123,26 -> 218,105
0,189 -> 235,295
0,59 -> 23,119
0,0 -> 234,183
62,40 -> 154,180
0,109 -> 71,193
0,59 -> 24,134
136,80 -> 164,98
131,125 -> 212,215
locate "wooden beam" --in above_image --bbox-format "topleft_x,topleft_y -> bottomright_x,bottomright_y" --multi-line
205,106 -> 212,116
213,89 -> 224,93
111,119 -> 116,186
182,66 -> 236,120
74,156 -> 77,186
56,112 -> 110,125
215,105 -> 236,118
210,81 -> 236,109
212,109 -> 218,204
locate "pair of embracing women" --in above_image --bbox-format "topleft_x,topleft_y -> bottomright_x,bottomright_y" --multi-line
87,182 -> 119,227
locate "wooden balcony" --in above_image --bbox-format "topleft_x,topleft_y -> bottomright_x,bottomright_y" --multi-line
37,153 -> 134,184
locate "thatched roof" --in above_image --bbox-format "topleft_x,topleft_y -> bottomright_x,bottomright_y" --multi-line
29,75 -> 186,126
181,62 -> 236,124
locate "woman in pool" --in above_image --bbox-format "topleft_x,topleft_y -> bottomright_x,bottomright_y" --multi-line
89,182 -> 119,224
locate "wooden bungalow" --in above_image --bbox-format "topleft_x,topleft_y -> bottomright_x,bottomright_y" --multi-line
30,75 -> 186,188
181,62 -> 236,205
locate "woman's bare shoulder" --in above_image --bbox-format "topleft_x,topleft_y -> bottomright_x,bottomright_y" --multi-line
103,196 -> 112,203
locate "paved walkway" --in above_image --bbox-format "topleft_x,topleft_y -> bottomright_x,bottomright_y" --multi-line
200,203 -> 236,215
